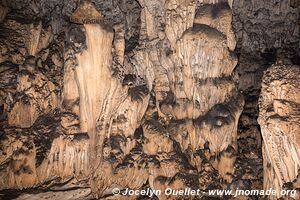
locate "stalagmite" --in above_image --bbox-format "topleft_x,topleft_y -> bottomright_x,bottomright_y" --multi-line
258,63 -> 300,199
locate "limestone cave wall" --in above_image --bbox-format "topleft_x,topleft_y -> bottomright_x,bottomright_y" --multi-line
0,0 -> 299,199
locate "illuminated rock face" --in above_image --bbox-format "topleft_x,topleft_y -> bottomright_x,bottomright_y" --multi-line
258,64 -> 300,199
0,0 -> 299,199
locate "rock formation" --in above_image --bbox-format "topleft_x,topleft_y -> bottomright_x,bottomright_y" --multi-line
258,63 -> 300,199
0,0 -> 299,199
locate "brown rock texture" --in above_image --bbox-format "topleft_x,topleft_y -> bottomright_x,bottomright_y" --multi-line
233,0 -> 299,53
0,0 -> 299,199
258,63 -> 300,199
